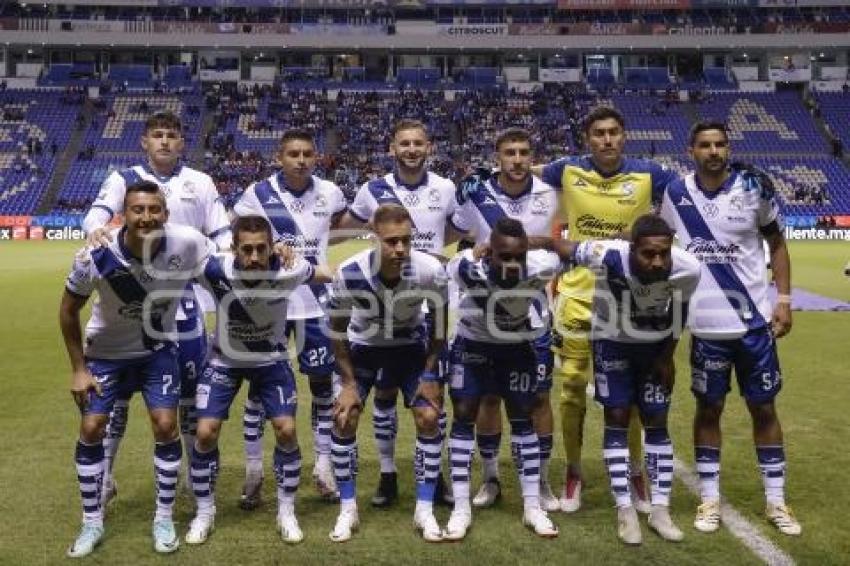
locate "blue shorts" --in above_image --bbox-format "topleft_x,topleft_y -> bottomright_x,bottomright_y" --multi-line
85,347 -> 180,415
449,337 -> 539,409
533,330 -> 555,394
592,339 -> 671,415
690,327 -> 782,404
351,343 -> 428,408
195,361 -> 298,420
286,317 -> 335,377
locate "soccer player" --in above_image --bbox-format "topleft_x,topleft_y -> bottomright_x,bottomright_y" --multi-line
82,111 -> 232,504
233,129 -> 347,507
328,204 -> 449,542
338,119 -> 459,507
452,128 -> 560,511
61,181 -> 215,557
659,121 -> 801,536
185,215 -> 333,545
551,215 -> 701,544
444,217 -> 559,541
533,106 -> 677,513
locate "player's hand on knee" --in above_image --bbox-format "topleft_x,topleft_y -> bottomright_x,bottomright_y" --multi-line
415,379 -> 442,410
86,227 -> 112,248
333,383 -> 361,430
70,368 -> 101,411
273,242 -> 298,269
771,303 -> 792,338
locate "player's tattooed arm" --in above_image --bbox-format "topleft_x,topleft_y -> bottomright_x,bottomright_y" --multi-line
329,312 -> 361,433
764,227 -> 792,338
59,290 -> 102,411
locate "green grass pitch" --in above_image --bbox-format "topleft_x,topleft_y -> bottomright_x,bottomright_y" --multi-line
0,239 -> 847,565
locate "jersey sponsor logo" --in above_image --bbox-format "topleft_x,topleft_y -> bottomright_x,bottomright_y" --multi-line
507,200 -> 523,215
167,255 -> 182,270
685,237 -> 742,264
289,199 -> 306,213
702,358 -> 732,371
226,320 -> 275,342
575,214 -> 627,238
597,358 -> 628,372
702,202 -> 720,219
402,193 -> 420,207
633,285 -> 651,297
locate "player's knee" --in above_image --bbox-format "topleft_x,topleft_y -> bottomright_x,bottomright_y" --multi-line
413,405 -> 440,436
79,415 -> 107,444
532,391 -> 552,413
560,381 -> 588,410
604,407 -> 631,428
308,375 -> 333,398
271,417 -> 297,447
196,419 -> 221,444
641,411 -> 668,429
747,401 -> 778,429
150,410 -> 179,442
695,400 -> 724,427
451,398 -> 478,424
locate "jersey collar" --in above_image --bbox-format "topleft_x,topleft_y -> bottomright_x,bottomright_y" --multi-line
392,170 -> 427,190
277,172 -> 314,196
118,225 -> 167,263
491,175 -> 533,200
583,155 -> 624,179
142,162 -> 182,184
694,170 -> 738,199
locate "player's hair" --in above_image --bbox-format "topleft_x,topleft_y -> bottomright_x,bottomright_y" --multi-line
124,180 -> 166,209
631,214 -> 674,244
232,215 -> 273,245
144,111 -> 183,134
391,118 -> 429,141
492,217 -> 527,240
495,127 -> 532,151
582,105 -> 625,134
372,203 -> 412,227
278,128 -> 315,150
688,120 -> 730,146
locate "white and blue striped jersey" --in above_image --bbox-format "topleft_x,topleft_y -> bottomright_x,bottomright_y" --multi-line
659,172 -> 781,339
233,173 -> 347,320
448,249 -> 559,344
349,171 -> 458,255
329,249 -> 448,347
452,175 -> 558,245
197,253 -> 315,368
65,224 -> 215,360
83,163 -> 232,249
573,239 -> 701,343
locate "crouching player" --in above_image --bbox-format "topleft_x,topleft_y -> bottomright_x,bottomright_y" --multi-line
553,214 -> 701,545
444,217 -> 559,541
328,204 -> 449,542
185,215 -> 333,545
60,181 -> 216,557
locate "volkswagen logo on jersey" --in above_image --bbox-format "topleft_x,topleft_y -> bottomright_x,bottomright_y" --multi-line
702,202 -> 720,219
160,184 -> 171,197
289,199 -> 306,213
508,200 -> 523,215
403,193 -> 420,207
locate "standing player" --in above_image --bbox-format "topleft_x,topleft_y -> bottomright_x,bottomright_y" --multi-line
533,106 -> 677,513
452,128 -> 560,511
552,215 -> 701,544
61,182 -> 215,557
233,129 -> 347,506
185,216 -> 333,545
328,204 -> 449,542
82,111 -> 232,503
444,218 -> 559,541
338,118 -> 459,507
659,121 -> 801,536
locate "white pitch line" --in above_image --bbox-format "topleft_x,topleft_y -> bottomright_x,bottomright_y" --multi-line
673,459 -> 796,566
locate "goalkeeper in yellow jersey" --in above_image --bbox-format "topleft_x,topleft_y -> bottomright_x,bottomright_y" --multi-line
531,106 -> 678,513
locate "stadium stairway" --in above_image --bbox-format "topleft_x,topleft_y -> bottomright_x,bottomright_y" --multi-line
36,100 -> 94,214
188,110 -> 217,169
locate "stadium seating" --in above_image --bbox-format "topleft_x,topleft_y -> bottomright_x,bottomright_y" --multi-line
108,65 -> 154,89
703,67 -> 737,90
51,155 -> 139,214
0,90 -> 80,214
814,92 -> 850,152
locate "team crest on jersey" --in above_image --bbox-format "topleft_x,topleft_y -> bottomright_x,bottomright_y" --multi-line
182,181 -> 196,195
403,193 -> 420,207
531,194 -> 549,216
428,188 -> 441,204
621,181 -> 635,196
167,255 -> 183,270
729,195 -> 744,211
312,194 -> 330,217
